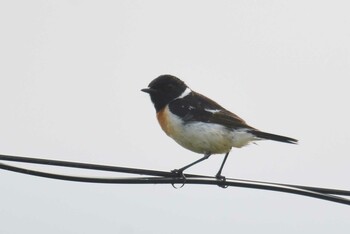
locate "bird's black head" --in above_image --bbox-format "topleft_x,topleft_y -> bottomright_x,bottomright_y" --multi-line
141,74 -> 189,112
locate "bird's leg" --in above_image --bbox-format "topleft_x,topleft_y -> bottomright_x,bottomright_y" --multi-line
171,153 -> 211,176
216,151 -> 230,180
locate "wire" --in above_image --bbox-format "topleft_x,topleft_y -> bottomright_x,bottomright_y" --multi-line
0,154 -> 348,196
0,154 -> 349,206
0,154 -> 171,177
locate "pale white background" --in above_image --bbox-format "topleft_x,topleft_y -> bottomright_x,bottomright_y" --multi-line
0,1 -> 349,233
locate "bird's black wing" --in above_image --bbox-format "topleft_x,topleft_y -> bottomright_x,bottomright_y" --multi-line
169,91 -> 253,130
169,91 -> 298,144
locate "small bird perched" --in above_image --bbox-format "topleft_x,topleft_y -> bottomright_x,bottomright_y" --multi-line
142,75 -> 297,179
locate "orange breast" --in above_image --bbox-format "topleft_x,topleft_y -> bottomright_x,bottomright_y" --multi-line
156,107 -> 173,136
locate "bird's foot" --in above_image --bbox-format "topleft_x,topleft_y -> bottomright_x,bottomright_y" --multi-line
170,169 -> 186,189
171,169 -> 184,177
216,173 -> 228,189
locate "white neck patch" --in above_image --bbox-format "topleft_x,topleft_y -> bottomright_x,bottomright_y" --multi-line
175,87 -> 192,99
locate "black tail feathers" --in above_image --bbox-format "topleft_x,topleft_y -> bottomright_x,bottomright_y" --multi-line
250,130 -> 298,144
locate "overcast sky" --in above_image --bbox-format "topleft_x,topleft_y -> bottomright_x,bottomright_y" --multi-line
0,1 -> 349,233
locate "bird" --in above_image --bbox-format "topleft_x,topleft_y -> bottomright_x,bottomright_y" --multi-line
141,74 -> 297,179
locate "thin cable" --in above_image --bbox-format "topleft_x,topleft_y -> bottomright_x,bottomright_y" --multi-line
0,154 -> 349,196
232,178 -> 350,197
0,154 -> 171,177
1,153 -> 350,205
0,162 -> 349,206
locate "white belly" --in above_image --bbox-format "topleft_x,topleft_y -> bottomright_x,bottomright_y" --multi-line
157,106 -> 256,154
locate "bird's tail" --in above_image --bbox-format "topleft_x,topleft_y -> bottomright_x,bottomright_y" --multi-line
249,130 -> 298,144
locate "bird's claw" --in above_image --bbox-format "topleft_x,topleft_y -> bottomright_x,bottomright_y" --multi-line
171,169 -> 186,189
216,174 -> 228,189
171,169 -> 184,177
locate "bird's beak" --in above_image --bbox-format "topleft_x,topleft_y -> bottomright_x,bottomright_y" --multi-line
141,88 -> 157,94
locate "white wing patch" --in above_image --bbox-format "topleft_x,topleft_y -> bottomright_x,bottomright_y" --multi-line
204,108 -> 221,114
